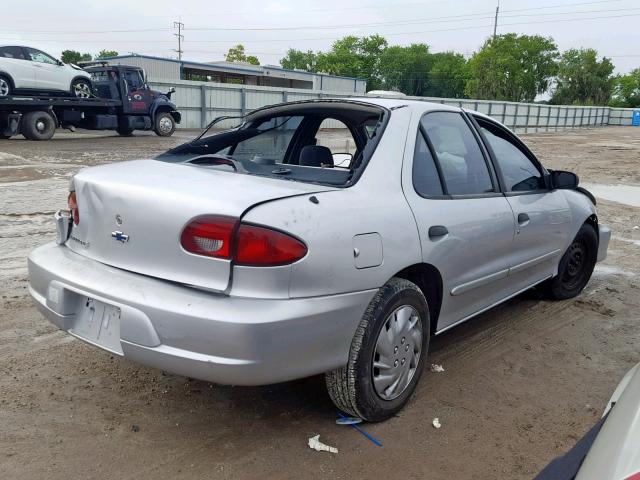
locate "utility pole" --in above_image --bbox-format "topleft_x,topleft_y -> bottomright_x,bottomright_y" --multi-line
173,20 -> 184,60
493,0 -> 500,39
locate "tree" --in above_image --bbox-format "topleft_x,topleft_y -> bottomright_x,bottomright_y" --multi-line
465,33 -> 559,102
378,44 -> 432,96
224,45 -> 260,65
61,50 -> 92,64
551,49 -> 615,105
427,52 -> 470,98
96,50 -> 119,59
610,68 -> 640,107
315,35 -> 388,90
280,49 -> 318,71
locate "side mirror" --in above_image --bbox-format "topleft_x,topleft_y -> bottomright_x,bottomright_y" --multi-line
550,170 -> 579,189
166,86 -> 176,98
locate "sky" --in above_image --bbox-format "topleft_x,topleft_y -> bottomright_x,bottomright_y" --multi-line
1,0 -> 638,74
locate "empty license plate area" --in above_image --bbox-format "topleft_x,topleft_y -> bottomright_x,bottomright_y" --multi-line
70,296 -> 123,355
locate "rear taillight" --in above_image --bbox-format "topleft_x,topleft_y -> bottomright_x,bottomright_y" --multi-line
180,215 -> 237,259
235,224 -> 307,266
625,473 -> 640,480
180,216 -> 307,266
68,191 -> 79,225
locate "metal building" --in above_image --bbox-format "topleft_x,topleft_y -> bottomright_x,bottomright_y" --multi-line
102,54 -> 366,94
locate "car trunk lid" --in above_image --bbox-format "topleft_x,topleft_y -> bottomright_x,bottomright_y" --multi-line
67,159 -> 331,291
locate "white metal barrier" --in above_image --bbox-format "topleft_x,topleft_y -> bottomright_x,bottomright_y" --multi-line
149,79 -> 637,131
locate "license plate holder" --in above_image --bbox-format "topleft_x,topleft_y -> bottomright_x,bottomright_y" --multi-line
70,297 -> 122,355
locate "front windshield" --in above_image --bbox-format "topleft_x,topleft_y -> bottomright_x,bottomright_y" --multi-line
193,115 -> 246,142
158,102 -> 388,187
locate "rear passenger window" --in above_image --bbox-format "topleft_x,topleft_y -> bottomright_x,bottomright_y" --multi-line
413,132 -> 443,196
477,119 -> 546,192
421,112 -> 494,196
0,46 -> 26,59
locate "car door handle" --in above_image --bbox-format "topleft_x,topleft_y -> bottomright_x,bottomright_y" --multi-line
517,213 -> 530,225
428,225 -> 449,239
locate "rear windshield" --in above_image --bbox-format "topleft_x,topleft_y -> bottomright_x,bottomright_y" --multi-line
156,101 -> 388,187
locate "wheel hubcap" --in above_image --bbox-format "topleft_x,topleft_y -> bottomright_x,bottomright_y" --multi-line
74,83 -> 91,98
0,79 -> 9,97
36,120 -> 46,132
158,117 -> 172,133
372,305 -> 423,401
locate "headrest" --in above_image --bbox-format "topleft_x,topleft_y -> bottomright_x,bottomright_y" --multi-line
299,145 -> 333,167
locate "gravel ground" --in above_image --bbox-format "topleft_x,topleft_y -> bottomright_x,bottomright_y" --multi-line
0,127 -> 639,480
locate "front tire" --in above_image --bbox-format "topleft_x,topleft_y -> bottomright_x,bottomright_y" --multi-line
21,111 -> 56,141
71,78 -> 92,98
0,75 -> 12,97
540,224 -> 598,300
326,278 -> 430,422
153,112 -> 176,137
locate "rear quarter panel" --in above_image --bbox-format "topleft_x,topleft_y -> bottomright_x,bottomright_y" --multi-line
236,107 -> 423,299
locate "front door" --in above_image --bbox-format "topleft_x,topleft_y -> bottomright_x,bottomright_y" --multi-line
403,111 -> 517,331
472,115 -> 572,292
121,69 -> 152,115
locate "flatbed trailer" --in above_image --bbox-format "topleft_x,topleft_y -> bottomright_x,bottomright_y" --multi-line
0,64 -> 180,141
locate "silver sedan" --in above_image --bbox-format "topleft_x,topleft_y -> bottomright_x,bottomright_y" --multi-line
28,98 -> 610,421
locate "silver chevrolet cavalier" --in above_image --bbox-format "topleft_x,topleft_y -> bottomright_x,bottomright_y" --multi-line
28,98 -> 610,421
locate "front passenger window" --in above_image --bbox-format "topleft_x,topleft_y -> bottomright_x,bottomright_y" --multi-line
477,120 -> 546,192
26,48 -> 58,65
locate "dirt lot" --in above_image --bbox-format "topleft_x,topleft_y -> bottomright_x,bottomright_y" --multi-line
1,127 -> 639,480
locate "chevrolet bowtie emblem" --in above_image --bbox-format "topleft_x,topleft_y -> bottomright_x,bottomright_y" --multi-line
111,231 -> 129,243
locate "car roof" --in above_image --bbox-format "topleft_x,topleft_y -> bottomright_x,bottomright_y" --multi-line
349,96 -> 462,113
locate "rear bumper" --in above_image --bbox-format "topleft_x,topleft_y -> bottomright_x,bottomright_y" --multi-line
28,242 -> 375,385
597,224 -> 611,262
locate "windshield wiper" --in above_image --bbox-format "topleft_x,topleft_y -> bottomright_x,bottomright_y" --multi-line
271,167 -> 292,175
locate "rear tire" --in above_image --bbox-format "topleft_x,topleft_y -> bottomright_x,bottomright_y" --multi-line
0,75 -> 11,97
540,224 -> 598,300
116,128 -> 134,137
71,78 -> 92,98
153,112 -> 175,137
21,111 -> 56,141
325,278 -> 430,422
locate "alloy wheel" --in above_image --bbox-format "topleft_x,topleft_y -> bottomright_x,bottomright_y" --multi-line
0,78 -> 9,97
74,82 -> 91,98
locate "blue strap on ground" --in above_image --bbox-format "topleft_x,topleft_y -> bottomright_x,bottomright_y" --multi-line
337,412 -> 383,447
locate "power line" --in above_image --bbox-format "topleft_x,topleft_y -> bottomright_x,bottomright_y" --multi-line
1,0 -> 626,35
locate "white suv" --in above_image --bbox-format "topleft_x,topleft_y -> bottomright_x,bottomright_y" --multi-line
0,45 -> 92,98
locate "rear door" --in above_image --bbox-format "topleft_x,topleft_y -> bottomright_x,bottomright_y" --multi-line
403,110 -> 517,331
0,46 -> 36,89
25,48 -> 69,92
472,115 -> 572,290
